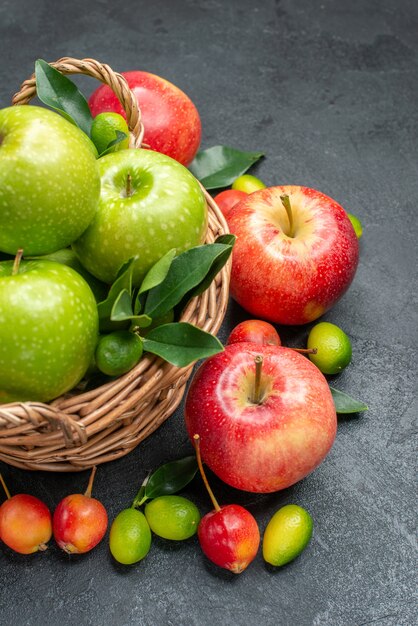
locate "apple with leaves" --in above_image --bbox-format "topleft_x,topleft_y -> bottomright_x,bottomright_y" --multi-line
73,148 -> 207,287
88,71 -> 201,166
0,255 -> 99,404
0,105 -> 100,256
226,185 -> 359,325
185,342 -> 337,493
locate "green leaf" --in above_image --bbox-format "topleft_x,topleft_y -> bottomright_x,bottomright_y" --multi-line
188,145 -> 264,190
97,257 -> 136,331
144,243 -> 234,320
330,387 -> 368,414
110,288 -> 133,320
110,288 -> 152,327
137,249 -> 177,299
141,322 -> 224,367
98,130 -> 128,157
214,233 -> 236,247
132,457 -> 198,507
35,59 -> 93,136
174,234 -> 235,317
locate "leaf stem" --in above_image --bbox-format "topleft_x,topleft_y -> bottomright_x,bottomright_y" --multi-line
131,470 -> 152,508
193,434 -> 221,512
0,473 -> 11,499
84,465 -> 97,498
252,355 -> 264,404
280,194 -> 295,238
12,249 -> 23,276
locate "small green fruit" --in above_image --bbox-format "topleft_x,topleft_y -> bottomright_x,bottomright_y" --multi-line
91,112 -> 130,155
145,495 -> 200,540
263,504 -> 313,567
109,508 -> 152,565
232,174 -> 266,194
95,331 -> 143,377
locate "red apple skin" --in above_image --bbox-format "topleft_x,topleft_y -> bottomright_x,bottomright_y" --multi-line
198,504 -> 260,574
88,71 -> 201,166
185,342 -> 337,493
53,494 -> 108,554
227,319 -> 281,346
0,494 -> 52,554
227,185 -> 359,325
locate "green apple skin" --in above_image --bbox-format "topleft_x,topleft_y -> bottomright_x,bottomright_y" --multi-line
34,248 -> 109,303
72,148 -> 207,286
0,259 -> 99,404
0,105 -> 100,256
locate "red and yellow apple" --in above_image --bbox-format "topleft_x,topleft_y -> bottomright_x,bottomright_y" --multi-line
185,342 -> 337,493
88,70 -> 201,166
226,185 -> 359,325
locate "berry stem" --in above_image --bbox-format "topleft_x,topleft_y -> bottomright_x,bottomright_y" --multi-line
291,347 -> 318,355
0,473 -> 11,499
12,248 -> 23,276
84,466 -> 97,498
280,194 -> 295,238
252,355 -> 264,404
193,434 -> 221,512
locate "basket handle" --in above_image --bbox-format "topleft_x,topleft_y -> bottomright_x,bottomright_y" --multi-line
11,56 -> 144,148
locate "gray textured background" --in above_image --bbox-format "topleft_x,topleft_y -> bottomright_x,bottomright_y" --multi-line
0,1 -> 417,625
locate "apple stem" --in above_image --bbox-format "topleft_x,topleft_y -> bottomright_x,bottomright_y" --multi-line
193,434 -> 221,513
252,355 -> 264,404
280,194 -> 295,238
126,173 -> 133,197
291,347 -> 318,355
84,465 -> 97,498
0,473 -> 12,500
12,248 -> 23,276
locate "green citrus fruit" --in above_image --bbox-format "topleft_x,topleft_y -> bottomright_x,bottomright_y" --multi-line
307,321 -> 352,375
91,112 -> 130,155
144,495 -> 200,541
347,213 -> 363,238
109,508 -> 152,565
232,174 -> 266,193
95,330 -> 143,377
262,504 -> 313,567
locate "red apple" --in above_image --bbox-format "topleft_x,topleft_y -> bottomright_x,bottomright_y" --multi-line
227,319 -> 281,346
227,185 -> 359,325
185,342 -> 337,493
88,71 -> 201,166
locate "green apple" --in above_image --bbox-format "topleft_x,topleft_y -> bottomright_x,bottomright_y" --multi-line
0,258 -> 99,404
35,247 -> 109,302
72,148 -> 207,286
0,105 -> 100,256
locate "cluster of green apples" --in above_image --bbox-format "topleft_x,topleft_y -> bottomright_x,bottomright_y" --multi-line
0,105 -> 207,404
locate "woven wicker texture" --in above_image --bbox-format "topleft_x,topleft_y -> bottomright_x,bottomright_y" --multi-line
0,57 -> 230,471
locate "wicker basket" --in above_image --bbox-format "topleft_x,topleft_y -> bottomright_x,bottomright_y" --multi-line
0,57 -> 230,472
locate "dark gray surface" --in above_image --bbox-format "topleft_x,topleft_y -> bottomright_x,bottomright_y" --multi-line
0,1 -> 417,625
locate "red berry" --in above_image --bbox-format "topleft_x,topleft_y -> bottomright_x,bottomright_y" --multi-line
227,319 -> 281,346
213,189 -> 247,220
0,494 -> 52,554
52,467 -> 108,554
198,503 -> 260,574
